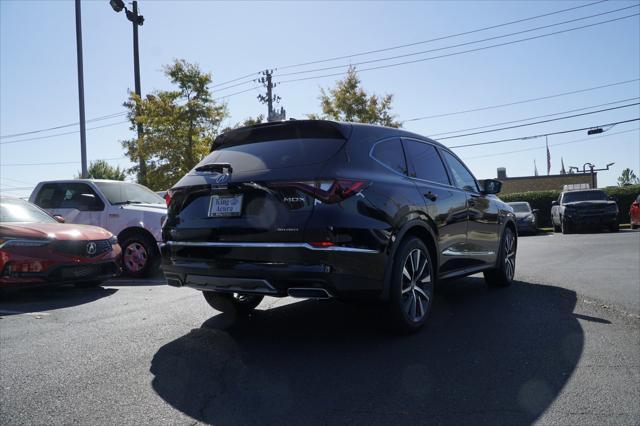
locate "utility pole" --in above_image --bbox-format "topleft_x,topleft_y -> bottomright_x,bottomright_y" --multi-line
75,0 -> 87,178
109,0 -> 146,184
257,70 -> 286,122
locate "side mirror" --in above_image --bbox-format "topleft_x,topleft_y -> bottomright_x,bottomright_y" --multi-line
482,179 -> 502,195
608,196 -> 615,201
532,209 -> 540,214
53,215 -> 65,223
551,201 -> 558,206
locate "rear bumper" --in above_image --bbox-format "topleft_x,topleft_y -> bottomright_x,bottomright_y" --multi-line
161,241 -> 386,298
515,220 -> 537,234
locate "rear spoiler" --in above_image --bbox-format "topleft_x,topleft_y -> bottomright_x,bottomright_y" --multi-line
212,120 -> 352,150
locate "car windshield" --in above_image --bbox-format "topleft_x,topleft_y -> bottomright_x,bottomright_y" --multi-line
562,190 -> 607,203
94,182 -> 165,205
0,198 -> 57,223
508,202 -> 531,213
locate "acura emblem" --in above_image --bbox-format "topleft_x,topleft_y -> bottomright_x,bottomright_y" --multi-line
86,242 -> 97,255
215,173 -> 230,184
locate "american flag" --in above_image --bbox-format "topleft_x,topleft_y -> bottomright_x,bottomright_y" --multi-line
546,137 -> 551,175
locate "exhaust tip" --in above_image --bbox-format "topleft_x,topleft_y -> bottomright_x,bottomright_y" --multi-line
287,287 -> 332,299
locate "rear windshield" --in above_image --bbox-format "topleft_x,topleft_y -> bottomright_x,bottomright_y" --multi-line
198,138 -> 345,173
508,202 -> 531,213
562,190 -> 607,203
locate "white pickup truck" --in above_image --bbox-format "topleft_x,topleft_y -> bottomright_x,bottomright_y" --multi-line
30,179 -> 166,277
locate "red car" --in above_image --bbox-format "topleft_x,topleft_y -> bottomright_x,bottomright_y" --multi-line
0,197 -> 121,290
631,194 -> 640,229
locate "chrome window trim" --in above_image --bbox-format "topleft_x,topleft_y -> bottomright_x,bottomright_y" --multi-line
166,241 -> 378,254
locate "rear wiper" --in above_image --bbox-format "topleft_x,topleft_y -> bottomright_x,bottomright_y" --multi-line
113,200 -> 143,205
195,163 -> 233,173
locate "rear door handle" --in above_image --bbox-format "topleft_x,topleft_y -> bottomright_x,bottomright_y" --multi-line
424,192 -> 438,202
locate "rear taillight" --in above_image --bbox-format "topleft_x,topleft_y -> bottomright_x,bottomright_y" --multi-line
267,179 -> 368,204
165,190 -> 174,206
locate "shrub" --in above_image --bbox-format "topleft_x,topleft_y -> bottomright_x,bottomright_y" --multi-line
499,185 -> 640,227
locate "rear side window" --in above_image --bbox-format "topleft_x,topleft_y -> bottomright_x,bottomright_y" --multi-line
403,139 -> 450,185
441,150 -> 478,192
371,138 -> 407,175
198,138 -> 345,173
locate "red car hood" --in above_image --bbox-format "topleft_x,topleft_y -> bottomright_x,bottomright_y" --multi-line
0,222 -> 112,241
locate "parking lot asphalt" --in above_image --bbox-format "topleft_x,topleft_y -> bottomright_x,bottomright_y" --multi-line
1,230 -> 639,425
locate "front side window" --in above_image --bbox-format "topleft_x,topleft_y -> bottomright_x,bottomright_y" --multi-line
58,183 -> 105,211
402,139 -> 450,185
441,150 -> 478,192
371,138 -> 407,175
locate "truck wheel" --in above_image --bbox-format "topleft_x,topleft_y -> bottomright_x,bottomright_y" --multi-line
121,234 -> 158,278
561,217 -> 572,234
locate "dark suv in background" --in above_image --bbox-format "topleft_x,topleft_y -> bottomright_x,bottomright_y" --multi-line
161,120 -> 517,331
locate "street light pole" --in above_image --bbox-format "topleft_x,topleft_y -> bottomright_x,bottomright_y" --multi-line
74,0 -> 88,178
110,0 -> 145,184
130,1 -> 145,185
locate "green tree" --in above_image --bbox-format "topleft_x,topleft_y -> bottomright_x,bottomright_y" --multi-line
75,160 -> 127,180
617,168 -> 640,186
308,66 -> 401,127
122,59 -> 228,190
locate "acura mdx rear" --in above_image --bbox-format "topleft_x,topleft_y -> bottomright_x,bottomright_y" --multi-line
161,120 -> 517,331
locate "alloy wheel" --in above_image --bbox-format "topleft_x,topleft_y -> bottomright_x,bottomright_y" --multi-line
503,230 -> 516,281
401,248 -> 433,323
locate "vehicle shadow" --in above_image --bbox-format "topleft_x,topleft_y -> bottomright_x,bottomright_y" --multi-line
150,278 -> 584,425
0,285 -> 117,315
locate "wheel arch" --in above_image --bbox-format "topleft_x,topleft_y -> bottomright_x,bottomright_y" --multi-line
117,226 -> 159,254
381,218 -> 439,301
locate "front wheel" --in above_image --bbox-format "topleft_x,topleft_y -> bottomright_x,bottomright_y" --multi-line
388,237 -> 434,333
202,292 -> 264,315
609,223 -> 619,233
561,217 -> 572,234
484,227 -> 517,287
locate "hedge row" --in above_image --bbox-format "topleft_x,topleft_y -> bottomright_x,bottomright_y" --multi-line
499,185 -> 640,227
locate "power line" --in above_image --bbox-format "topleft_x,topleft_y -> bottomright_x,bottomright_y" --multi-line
0,156 -> 127,167
436,102 -> 640,140
214,0 -> 609,85
278,0 -> 608,70
428,97 -> 640,138
464,128 -> 640,160
277,12 -> 640,85
276,4 -> 638,79
0,112 -> 127,140
0,120 -> 130,145
449,118 -> 640,148
404,79 -> 640,122
196,0 -> 612,92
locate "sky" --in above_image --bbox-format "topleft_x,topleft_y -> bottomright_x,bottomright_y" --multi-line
1,0 -> 639,198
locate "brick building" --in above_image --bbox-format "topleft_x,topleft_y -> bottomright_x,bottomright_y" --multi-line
493,167 -> 596,195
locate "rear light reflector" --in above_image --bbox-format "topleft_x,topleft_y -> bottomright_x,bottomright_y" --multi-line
267,179 -> 368,204
308,241 -> 335,248
164,192 -> 172,206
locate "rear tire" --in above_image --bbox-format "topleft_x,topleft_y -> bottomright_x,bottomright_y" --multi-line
388,237 -> 434,333
121,234 -> 158,278
484,226 -> 516,288
202,292 -> 264,315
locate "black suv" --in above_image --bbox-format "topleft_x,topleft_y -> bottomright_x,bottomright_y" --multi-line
161,121 -> 517,331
